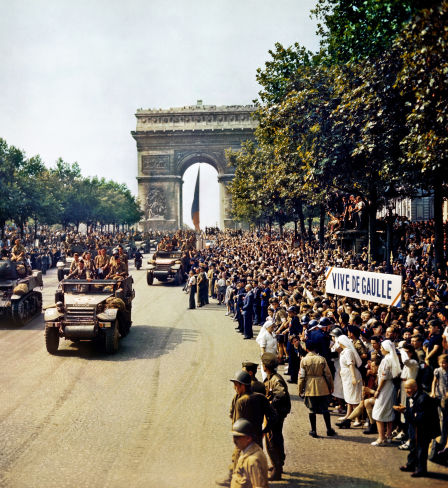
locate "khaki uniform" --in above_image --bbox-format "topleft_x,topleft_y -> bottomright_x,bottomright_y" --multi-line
107,261 -> 128,278
264,372 -> 290,472
298,352 -> 334,397
231,442 -> 269,488
11,244 -> 26,261
94,254 -> 110,274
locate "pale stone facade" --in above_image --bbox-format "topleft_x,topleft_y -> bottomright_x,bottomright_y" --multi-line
131,102 -> 257,230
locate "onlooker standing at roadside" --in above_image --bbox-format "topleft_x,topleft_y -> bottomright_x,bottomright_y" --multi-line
298,339 -> 336,438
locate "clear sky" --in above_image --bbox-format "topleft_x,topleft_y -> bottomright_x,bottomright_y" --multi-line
0,0 -> 320,228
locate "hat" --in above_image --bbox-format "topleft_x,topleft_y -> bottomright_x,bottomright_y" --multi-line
261,352 -> 278,370
287,305 -> 298,314
319,317 -> 332,327
230,370 -> 251,385
329,327 -> 343,337
242,361 -> 258,370
231,418 -> 254,437
301,315 -> 310,325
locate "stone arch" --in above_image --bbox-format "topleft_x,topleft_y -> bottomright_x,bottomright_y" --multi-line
132,103 -> 257,230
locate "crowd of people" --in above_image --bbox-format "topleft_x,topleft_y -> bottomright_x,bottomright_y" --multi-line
175,218 -> 448,484
2,218 -> 448,485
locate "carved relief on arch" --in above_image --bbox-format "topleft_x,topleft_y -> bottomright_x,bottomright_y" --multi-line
142,154 -> 170,174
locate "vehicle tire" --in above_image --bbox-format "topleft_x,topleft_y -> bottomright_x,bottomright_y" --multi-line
57,269 -> 64,281
45,325 -> 59,354
105,320 -> 119,354
147,272 -> 154,285
11,299 -> 28,326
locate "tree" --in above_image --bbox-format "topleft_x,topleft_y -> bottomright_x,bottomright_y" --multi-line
395,0 -> 448,268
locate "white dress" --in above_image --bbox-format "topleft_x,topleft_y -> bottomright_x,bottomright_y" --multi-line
331,345 -> 344,400
372,355 -> 396,422
339,348 -> 362,404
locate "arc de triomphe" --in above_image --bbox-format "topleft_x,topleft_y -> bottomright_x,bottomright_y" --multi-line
131,102 -> 257,230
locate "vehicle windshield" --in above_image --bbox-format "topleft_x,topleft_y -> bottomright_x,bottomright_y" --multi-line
62,280 -> 117,294
155,251 -> 181,259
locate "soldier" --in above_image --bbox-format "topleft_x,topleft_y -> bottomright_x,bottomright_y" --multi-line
106,255 -> 128,279
83,252 -> 97,278
217,370 -> 275,487
242,361 -> 265,395
262,352 -> 291,481
230,419 -> 269,488
69,253 -> 81,274
94,248 -> 110,279
10,239 -> 26,262
117,245 -> 129,274
67,259 -> 90,279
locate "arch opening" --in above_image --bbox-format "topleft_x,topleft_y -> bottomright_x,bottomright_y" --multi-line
182,163 -> 219,230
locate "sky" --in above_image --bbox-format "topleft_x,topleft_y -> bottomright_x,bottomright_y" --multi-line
0,0 -> 320,228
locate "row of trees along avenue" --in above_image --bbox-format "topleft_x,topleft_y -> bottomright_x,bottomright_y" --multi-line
0,138 -> 142,238
227,0 -> 447,269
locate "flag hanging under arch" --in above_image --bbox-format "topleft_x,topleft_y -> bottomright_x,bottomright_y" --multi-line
191,168 -> 200,231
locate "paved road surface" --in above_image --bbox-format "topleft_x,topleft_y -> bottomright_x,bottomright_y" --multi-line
1,260 -> 447,488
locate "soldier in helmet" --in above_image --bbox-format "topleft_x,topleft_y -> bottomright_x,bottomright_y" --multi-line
262,352 -> 291,481
216,370 -> 275,487
230,418 -> 269,488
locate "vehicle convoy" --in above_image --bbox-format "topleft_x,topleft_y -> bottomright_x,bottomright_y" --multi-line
0,260 -> 43,326
44,276 -> 134,355
146,250 -> 185,285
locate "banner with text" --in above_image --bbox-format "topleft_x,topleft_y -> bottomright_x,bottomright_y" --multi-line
325,267 -> 402,307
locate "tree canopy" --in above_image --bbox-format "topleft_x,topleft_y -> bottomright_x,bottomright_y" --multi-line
0,138 -> 142,235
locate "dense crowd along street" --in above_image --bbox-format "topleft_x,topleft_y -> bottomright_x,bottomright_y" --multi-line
1,220 -> 447,487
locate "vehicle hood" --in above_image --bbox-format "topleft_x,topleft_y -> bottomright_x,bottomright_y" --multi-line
155,259 -> 176,265
64,294 -> 111,307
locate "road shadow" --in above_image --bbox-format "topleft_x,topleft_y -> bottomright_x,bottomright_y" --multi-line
52,324 -> 200,361
270,471 -> 392,488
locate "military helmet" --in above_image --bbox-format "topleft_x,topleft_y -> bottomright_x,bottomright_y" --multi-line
231,418 -> 254,437
261,352 -> 278,370
230,370 -> 251,385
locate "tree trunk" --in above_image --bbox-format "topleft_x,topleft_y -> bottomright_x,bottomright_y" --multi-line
319,205 -> 325,245
298,199 -> 306,236
308,217 -> 312,242
367,188 -> 378,264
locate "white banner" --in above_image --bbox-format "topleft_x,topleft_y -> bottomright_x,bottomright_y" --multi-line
325,267 -> 402,307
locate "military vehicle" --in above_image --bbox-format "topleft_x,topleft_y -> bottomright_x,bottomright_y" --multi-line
146,250 -> 185,286
44,276 -> 134,355
0,260 -> 43,326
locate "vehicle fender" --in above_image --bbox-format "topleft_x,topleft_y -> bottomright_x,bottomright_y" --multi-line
45,308 -> 64,322
171,264 -> 181,271
56,261 -> 65,268
147,264 -> 155,270
11,294 -> 22,301
97,308 -> 118,321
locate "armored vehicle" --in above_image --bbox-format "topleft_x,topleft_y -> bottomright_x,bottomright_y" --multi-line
146,250 -> 185,285
44,276 -> 134,355
0,260 -> 43,326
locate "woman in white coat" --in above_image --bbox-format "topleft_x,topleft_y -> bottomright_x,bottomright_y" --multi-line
337,335 -> 363,420
371,340 -> 401,446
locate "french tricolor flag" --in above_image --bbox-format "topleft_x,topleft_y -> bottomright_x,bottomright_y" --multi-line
191,168 -> 200,231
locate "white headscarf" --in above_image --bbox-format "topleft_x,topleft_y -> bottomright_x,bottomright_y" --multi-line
255,319 -> 274,347
337,335 -> 362,368
381,340 -> 401,378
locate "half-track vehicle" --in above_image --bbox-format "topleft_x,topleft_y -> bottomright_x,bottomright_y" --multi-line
0,260 -> 43,326
146,250 -> 185,286
44,276 -> 134,355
